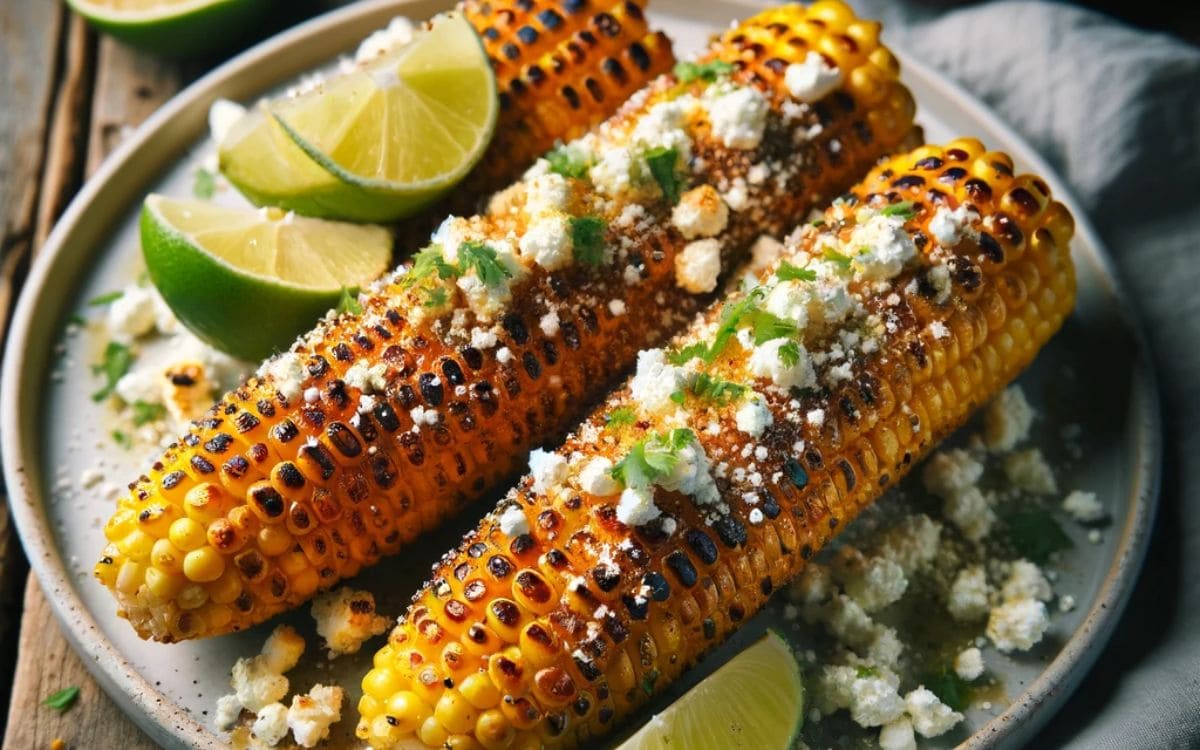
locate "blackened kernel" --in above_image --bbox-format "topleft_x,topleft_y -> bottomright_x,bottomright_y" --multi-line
460,346 -> 484,370
491,599 -> 521,626
914,156 -> 944,170
702,618 -> 716,638
643,571 -> 670,601
622,594 -> 648,620
441,358 -> 465,386
332,343 -> 353,362
979,232 -> 1005,263
271,420 -> 299,444
784,457 -> 808,488
278,462 -> 306,488
541,339 -> 559,365
713,516 -> 748,548
684,529 -> 719,565
190,455 -> 214,474
234,412 -> 260,433
161,471 -> 185,490
664,551 -> 697,587
502,313 -> 529,344
964,178 -> 993,201
628,41 -> 651,71
306,356 -> 329,378
251,486 -> 285,517
537,8 -> 563,28
591,564 -> 621,592
522,351 -> 541,379
326,423 -> 362,457
418,373 -> 444,406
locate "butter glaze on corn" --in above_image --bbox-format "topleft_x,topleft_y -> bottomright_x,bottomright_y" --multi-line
356,139 -> 1075,749
94,0 -> 916,643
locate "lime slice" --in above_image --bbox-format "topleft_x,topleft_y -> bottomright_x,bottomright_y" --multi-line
219,12 -> 497,224
617,631 -> 805,750
65,0 -> 268,58
141,194 -> 393,361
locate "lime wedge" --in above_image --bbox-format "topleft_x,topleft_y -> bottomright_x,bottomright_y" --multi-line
617,631 -> 805,750
141,194 -> 393,360
65,0 -> 268,58
219,12 -> 497,223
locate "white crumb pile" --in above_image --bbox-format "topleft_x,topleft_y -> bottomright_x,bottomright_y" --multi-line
310,588 -> 391,658
788,385 -> 1100,747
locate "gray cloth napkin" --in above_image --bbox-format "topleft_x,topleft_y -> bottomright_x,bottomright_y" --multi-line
846,0 -> 1200,746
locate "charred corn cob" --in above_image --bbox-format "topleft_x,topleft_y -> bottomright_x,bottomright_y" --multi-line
462,0 -> 675,192
95,0 -> 916,642
356,138 -> 1076,749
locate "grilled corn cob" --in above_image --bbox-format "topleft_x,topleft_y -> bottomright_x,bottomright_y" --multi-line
356,138 -> 1076,749
95,0 -> 917,642
462,0 -> 675,192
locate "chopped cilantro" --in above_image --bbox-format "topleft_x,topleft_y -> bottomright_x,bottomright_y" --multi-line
855,665 -> 879,679
605,407 -> 637,429
611,428 -> 696,486
90,342 -> 133,402
810,217 -> 826,227
644,146 -> 683,205
423,287 -> 449,308
43,686 -> 80,712
87,290 -> 123,307
669,390 -> 686,405
68,313 -> 86,326
823,247 -> 853,270
776,261 -> 817,282
666,342 -> 710,366
777,340 -> 801,368
685,372 -> 747,405
546,144 -> 591,179
922,666 -> 969,712
673,59 -> 735,84
880,200 -> 916,219
406,244 -> 459,286
458,241 -> 513,288
1001,508 -> 1073,564
570,216 -> 607,266
336,287 -> 363,315
192,167 -> 216,199
751,310 -> 797,345
112,430 -> 132,449
131,400 -> 166,426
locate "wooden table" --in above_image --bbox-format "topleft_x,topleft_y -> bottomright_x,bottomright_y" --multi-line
0,3 -> 1195,749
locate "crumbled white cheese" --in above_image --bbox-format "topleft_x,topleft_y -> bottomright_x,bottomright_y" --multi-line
107,284 -> 161,343
947,565 -> 991,622
539,310 -> 561,338
529,447 -> 569,493
251,702 -> 289,746
674,238 -> 722,293
748,338 -> 816,389
705,85 -> 769,150
470,326 -> 498,350
1004,448 -> 1058,495
355,16 -> 415,63
849,676 -> 906,728
261,625 -> 305,674
1059,594 -> 1077,612
115,367 -> 163,406
311,588 -> 389,657
1001,560 -> 1053,602
631,98 -> 694,157
943,486 -> 996,542
629,349 -> 690,414
874,514 -> 942,575
215,694 -> 243,731
496,347 -> 513,364
616,484 -> 661,526
343,359 -> 389,395
577,457 -> 620,496
208,98 -> 247,146
748,507 -> 765,524
987,597 -> 1050,652
231,656 -> 289,712
590,145 -> 639,198
287,684 -> 343,748
904,687 -> 963,737
928,204 -> 978,247
954,647 -> 985,681
878,717 -> 917,750
654,438 -> 720,506
525,171 -> 571,216
784,51 -> 843,102
763,280 -> 810,329
984,385 -> 1035,451
734,393 -> 773,437
519,214 -> 573,271
671,185 -> 728,239
409,405 -> 438,427
849,214 -> 917,281
1063,490 -> 1105,523
489,503 -> 528,540
927,264 -> 952,304
841,555 -> 908,613
608,299 -> 627,316
921,448 -> 984,499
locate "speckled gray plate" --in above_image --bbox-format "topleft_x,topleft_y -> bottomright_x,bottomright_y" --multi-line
1,0 -> 1161,747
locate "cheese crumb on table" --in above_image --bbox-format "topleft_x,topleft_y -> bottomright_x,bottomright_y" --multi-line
1063,489 -> 1106,523
878,717 -> 917,750
310,588 -> 389,657
1004,448 -> 1058,495
231,655 -> 289,713
987,597 -> 1050,652
984,385 -> 1034,451
954,647 -> 985,681
904,687 -> 963,737
261,625 -> 306,674
947,565 -> 991,622
250,703 -> 289,747
287,684 -> 344,748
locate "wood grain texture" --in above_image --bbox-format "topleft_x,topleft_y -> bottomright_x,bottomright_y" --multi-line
3,33 -> 181,750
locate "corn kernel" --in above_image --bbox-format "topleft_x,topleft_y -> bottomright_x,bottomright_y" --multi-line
169,517 -> 206,552
435,691 -> 480,735
384,691 -> 431,733
418,716 -> 449,747
209,568 -> 243,604
144,566 -> 183,600
362,668 -> 404,701
115,560 -> 144,594
459,672 -> 501,710
475,709 -> 515,750
183,546 -> 226,582
178,583 -> 209,610
150,538 -> 184,574
258,525 -> 292,557
104,508 -> 137,542
117,529 -> 155,562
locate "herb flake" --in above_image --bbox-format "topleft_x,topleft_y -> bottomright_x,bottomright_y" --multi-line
193,168 -> 217,199
570,216 -> 607,266
43,686 -> 80,712
87,290 -> 123,307
880,200 -> 916,219
673,60 -> 735,84
336,287 -> 363,315
644,146 -> 682,205
612,428 -> 696,486
546,144 -> 591,179
605,407 -> 637,429
776,261 -> 817,282
458,241 -> 513,288
112,430 -> 132,449
91,342 -> 133,402
131,400 -> 166,426
1001,508 -> 1073,564
922,666 -> 970,712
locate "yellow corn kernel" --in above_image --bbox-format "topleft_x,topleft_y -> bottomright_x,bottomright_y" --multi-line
363,668 -> 404,701
183,546 -> 226,583
150,538 -> 184,574
418,716 -> 450,747
458,672 -> 501,710
135,504 -> 180,537
384,691 -> 432,733
475,709 -> 514,750
115,560 -> 144,595
257,525 -> 293,557
117,529 -> 155,562
104,508 -> 137,542
183,483 -> 229,524
168,517 -> 206,552
435,691 -> 480,736
177,583 -> 209,610
144,566 -> 183,600
209,568 -> 243,605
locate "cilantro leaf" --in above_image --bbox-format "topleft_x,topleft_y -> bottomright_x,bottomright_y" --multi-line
405,245 -> 459,287
880,200 -> 916,219
644,146 -> 683,205
423,287 -> 449,308
673,60 -> 735,84
823,247 -> 853,270
458,241 -> 513,288
87,290 -> 123,307
1001,508 -> 1073,564
43,686 -> 80,712
611,429 -> 696,486
192,167 -> 217,199
684,372 -> 747,405
131,400 -> 166,426
776,261 -> 817,282
68,313 -> 86,326
91,342 -> 133,402
922,666 -> 970,712
336,287 -> 363,315
570,216 -> 607,266
667,342 -> 710,366
777,340 -> 801,368
112,430 -> 132,449
751,310 -> 798,345
546,144 -> 591,178
605,407 -> 637,429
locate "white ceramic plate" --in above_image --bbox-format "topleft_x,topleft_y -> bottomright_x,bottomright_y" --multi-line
1,1 -> 1160,748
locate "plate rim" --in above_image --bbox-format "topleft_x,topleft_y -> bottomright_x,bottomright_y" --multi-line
0,1 -> 1162,748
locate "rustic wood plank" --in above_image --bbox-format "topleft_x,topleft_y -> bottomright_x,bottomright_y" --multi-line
3,32 -> 182,750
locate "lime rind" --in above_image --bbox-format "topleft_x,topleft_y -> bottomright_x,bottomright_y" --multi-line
66,0 -> 269,58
